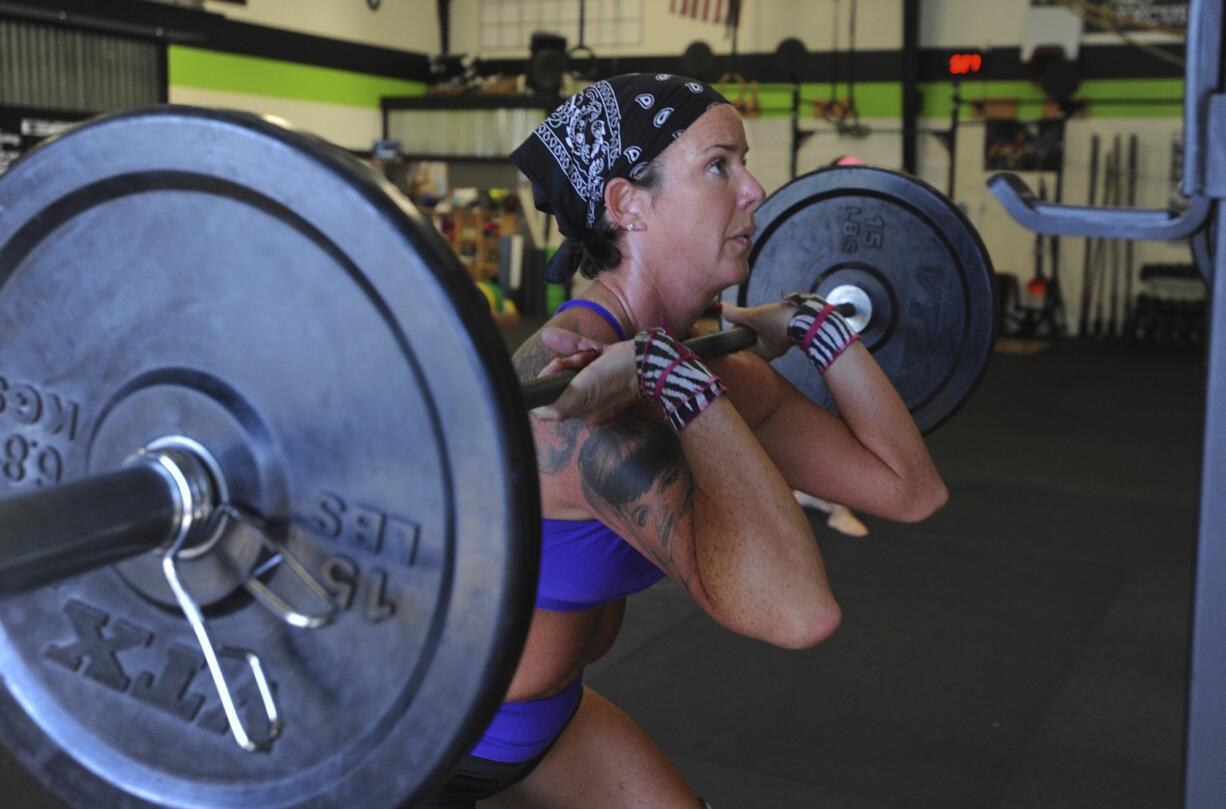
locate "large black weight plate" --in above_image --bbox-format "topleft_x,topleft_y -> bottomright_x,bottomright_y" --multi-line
0,108 -> 538,807
724,166 -> 995,434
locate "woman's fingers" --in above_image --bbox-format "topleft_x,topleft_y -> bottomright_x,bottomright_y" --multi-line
718,302 -> 748,324
538,349 -> 599,378
534,346 -> 603,419
542,381 -> 596,421
721,302 -> 792,359
532,377 -> 599,422
531,340 -> 638,423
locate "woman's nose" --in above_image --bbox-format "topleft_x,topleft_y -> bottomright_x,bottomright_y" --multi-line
742,170 -> 766,209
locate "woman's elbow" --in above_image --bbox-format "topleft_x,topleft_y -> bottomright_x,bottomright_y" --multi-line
773,598 -> 842,650
891,476 -> 949,523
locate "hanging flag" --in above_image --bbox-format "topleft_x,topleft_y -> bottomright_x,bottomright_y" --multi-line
671,0 -> 739,25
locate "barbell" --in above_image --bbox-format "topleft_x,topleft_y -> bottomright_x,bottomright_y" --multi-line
0,107 -> 994,808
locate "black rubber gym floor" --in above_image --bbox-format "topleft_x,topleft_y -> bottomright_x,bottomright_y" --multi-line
2,329 -> 1203,809
535,325 -> 1201,809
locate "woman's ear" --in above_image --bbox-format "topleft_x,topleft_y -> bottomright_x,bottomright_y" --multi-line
604,177 -> 643,229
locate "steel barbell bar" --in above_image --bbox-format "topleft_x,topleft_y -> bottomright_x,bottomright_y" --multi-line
519,303 -> 858,409
0,302 -> 881,602
0,323 -> 791,596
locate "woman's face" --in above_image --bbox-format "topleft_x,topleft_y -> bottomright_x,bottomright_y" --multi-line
641,104 -> 766,294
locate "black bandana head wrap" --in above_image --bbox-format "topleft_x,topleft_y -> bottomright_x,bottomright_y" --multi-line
511,73 -> 729,281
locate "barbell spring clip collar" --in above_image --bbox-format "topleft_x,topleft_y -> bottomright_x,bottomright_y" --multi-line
224,504 -> 339,631
161,516 -> 283,753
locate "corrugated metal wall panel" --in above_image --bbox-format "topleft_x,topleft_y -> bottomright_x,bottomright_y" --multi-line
0,18 -> 160,112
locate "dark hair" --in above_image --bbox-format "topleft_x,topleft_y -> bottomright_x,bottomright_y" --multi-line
576,158 -> 663,280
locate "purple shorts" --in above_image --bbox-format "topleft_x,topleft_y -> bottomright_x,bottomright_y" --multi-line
469,678 -> 583,763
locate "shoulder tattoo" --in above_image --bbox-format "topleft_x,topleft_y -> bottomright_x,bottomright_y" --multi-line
578,418 -> 696,590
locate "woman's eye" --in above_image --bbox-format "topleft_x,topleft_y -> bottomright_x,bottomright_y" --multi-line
709,158 -> 727,175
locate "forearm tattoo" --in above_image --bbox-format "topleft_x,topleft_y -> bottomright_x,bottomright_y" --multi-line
513,333 -> 585,474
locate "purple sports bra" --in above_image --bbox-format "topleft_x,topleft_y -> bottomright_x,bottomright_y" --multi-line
467,300 -> 663,764
535,300 -> 663,608
535,518 -> 664,611
554,298 -> 628,341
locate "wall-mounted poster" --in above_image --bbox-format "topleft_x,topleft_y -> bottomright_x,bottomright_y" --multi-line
984,119 -> 1066,172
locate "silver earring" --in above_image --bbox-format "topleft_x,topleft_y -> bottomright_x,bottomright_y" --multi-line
625,223 -> 635,232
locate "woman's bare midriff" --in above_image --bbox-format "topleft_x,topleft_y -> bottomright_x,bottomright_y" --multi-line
503,600 -> 626,702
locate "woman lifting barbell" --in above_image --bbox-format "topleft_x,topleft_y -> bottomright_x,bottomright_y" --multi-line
417,73 -> 947,809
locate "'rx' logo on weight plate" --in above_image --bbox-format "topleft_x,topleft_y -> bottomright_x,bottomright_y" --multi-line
840,207 -> 885,253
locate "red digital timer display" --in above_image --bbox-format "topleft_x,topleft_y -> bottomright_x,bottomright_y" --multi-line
948,53 -> 983,75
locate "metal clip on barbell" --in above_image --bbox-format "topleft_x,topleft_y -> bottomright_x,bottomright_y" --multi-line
0,437 -> 336,752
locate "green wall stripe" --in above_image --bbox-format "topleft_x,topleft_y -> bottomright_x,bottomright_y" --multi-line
1076,78 -> 1184,117
739,79 -> 1181,121
737,82 -> 901,119
168,46 -> 424,108
928,79 -> 1185,119
166,47 -> 1180,120
922,78 -> 1183,118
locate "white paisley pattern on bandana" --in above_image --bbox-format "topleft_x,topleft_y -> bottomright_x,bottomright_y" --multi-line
533,80 -> 623,228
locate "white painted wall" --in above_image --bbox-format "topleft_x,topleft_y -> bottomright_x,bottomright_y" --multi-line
174,2 -> 438,150
195,0 -> 1192,334
202,0 -> 439,52
449,0 -> 904,59
721,111 -> 1190,338
198,1 -> 1181,60
742,116 -> 905,197
921,0 -> 1030,49
445,1 -> 1138,60
167,86 -> 385,150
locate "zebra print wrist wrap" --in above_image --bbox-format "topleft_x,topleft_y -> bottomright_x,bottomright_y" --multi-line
634,328 -> 727,434
785,293 -> 860,375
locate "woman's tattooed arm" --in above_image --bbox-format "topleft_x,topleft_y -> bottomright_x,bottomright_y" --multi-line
513,332 -> 587,476
516,324 -> 701,596
577,419 -> 699,595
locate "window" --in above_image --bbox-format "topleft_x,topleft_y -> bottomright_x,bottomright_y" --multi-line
479,0 -> 643,52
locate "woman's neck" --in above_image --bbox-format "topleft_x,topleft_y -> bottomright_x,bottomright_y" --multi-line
588,266 -> 707,338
